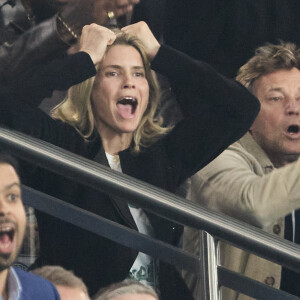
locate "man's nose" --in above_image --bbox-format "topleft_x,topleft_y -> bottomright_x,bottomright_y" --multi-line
0,198 -> 8,215
285,99 -> 300,115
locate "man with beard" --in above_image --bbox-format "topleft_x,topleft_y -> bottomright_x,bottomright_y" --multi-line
0,153 -> 60,300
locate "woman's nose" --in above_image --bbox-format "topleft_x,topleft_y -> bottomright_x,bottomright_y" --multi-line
123,74 -> 135,89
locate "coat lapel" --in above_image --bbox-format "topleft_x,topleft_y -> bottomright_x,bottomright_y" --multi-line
93,147 -> 137,230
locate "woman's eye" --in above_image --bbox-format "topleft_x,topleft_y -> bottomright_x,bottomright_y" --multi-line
106,71 -> 118,77
134,72 -> 145,77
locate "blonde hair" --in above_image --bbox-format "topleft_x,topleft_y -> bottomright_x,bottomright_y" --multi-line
236,42 -> 300,90
51,30 -> 171,153
93,279 -> 158,300
32,265 -> 88,296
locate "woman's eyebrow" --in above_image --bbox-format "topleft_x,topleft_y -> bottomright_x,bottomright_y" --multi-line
132,66 -> 145,70
103,65 -> 122,69
102,65 -> 145,70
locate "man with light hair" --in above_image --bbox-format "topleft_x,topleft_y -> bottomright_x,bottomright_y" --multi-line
32,265 -> 90,300
183,42 -> 300,299
93,280 -> 158,300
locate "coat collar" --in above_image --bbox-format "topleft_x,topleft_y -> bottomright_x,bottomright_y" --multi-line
237,132 -> 274,172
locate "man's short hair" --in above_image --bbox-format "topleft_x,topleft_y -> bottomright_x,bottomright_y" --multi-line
31,265 -> 88,295
93,280 -> 158,300
236,42 -> 300,90
0,151 -> 19,177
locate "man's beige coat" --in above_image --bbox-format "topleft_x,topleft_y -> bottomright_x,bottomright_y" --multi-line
183,132 -> 300,299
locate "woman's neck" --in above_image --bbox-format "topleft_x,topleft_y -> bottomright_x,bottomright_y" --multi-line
97,125 -> 133,155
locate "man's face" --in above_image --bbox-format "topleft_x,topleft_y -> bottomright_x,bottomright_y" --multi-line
250,68 -> 300,165
0,163 -> 25,271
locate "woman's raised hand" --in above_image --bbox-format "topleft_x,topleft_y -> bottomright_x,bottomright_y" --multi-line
122,22 -> 160,60
79,24 -> 116,65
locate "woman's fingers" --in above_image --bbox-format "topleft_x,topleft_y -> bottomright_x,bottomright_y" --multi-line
122,22 -> 160,59
80,24 -> 116,64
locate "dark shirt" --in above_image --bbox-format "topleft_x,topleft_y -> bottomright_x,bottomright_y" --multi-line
164,0 -> 300,78
281,210 -> 300,296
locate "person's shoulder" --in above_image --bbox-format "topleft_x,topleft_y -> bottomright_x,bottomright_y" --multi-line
13,267 -> 60,300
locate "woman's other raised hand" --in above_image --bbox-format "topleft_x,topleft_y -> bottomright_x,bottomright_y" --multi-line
79,24 -> 116,65
122,21 -> 161,60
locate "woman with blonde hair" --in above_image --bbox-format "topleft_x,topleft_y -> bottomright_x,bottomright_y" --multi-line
51,26 -> 168,153
0,22 -> 259,299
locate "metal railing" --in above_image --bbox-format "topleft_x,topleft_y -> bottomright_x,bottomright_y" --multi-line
0,127 -> 299,299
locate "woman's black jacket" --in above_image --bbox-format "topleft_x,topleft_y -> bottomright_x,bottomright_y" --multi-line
0,45 -> 260,298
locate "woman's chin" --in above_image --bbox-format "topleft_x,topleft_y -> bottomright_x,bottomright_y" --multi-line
115,121 -> 140,134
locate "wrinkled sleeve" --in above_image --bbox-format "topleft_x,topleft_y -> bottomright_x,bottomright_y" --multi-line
7,51 -> 96,107
191,147 -> 300,227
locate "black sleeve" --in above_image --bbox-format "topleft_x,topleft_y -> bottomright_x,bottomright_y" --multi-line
0,51 -> 96,144
7,51 -> 96,107
151,45 -> 260,185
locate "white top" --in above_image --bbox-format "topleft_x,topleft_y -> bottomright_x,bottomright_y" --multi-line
105,153 -> 158,290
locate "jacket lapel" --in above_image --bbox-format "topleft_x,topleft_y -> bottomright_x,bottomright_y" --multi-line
93,147 -> 137,230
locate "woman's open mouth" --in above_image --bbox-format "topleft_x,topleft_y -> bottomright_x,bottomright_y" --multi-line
116,97 -> 138,119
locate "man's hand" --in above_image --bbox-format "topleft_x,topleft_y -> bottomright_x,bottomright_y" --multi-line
122,21 -> 160,60
79,24 -> 116,65
93,0 -> 140,22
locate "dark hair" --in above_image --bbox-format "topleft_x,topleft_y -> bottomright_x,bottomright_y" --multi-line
0,151 -> 19,177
